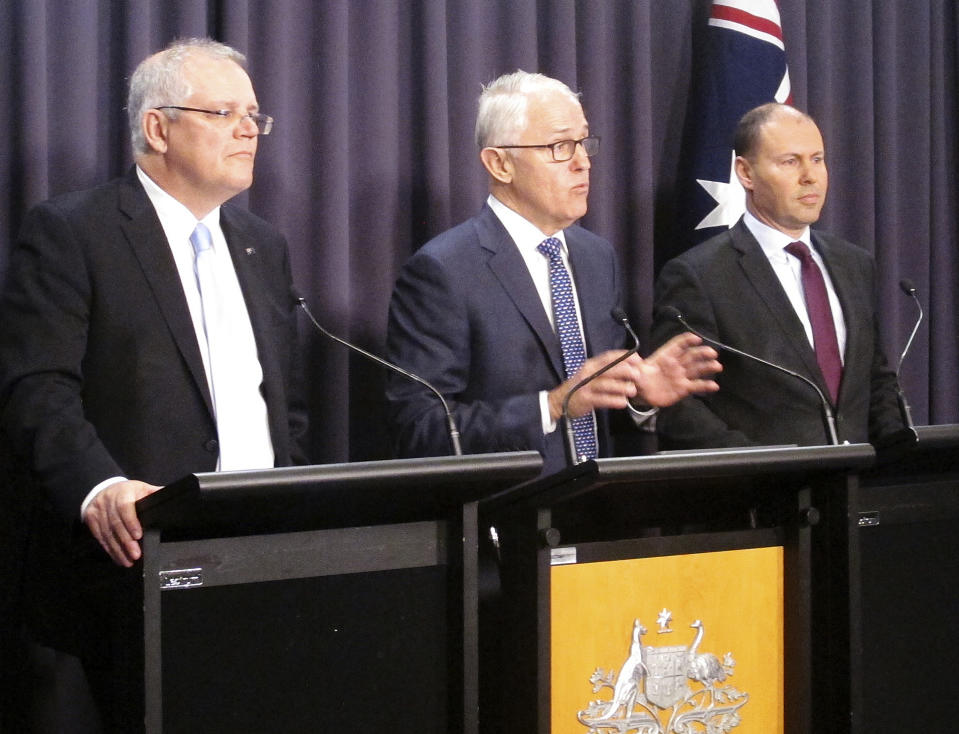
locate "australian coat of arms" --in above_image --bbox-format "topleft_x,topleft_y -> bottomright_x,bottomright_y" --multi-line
577,613 -> 749,733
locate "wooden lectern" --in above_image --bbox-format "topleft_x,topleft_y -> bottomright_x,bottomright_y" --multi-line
479,444 -> 874,734
135,451 -> 541,734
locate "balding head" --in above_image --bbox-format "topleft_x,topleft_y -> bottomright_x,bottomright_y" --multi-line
734,103 -> 816,161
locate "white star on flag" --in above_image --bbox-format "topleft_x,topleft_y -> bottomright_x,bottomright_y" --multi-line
695,150 -> 745,230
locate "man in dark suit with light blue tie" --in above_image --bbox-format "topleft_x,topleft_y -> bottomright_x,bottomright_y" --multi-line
0,38 -> 306,731
386,71 -> 719,474
651,103 -> 907,448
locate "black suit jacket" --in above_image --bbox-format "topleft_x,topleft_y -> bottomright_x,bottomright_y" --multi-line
386,204 -> 629,475
0,168 -> 306,645
650,218 -> 905,448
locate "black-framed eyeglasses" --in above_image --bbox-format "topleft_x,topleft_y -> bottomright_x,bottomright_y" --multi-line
495,135 -> 600,162
154,106 -> 274,135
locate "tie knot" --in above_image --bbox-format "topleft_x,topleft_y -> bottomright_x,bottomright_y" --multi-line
190,222 -> 213,256
784,241 -> 812,262
537,237 -> 563,260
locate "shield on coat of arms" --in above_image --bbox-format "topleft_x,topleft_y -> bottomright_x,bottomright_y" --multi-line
643,644 -> 688,709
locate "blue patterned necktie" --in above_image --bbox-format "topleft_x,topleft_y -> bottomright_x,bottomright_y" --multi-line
538,237 -> 598,461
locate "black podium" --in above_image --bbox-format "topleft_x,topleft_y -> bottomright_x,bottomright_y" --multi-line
479,444 -> 874,734
851,425 -> 959,732
135,451 -> 541,734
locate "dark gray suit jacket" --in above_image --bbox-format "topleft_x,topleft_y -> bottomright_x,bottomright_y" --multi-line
386,204 -> 628,475
650,218 -> 905,448
0,168 -> 306,646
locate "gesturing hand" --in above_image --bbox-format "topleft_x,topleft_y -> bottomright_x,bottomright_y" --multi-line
635,332 -> 721,406
548,350 -> 646,420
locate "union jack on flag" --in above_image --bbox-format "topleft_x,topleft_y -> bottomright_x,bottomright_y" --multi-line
679,0 -> 792,248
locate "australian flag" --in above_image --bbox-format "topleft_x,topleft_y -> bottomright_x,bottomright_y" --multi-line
670,0 -> 792,259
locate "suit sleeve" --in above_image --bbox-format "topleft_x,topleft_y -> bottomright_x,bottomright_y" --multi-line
386,250 -> 545,458
0,202 -> 124,520
651,256 -> 756,448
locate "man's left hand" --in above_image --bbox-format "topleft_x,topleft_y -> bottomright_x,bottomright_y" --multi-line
634,332 -> 721,406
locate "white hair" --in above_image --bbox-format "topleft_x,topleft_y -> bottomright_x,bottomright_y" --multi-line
474,70 -> 581,149
127,37 -> 247,156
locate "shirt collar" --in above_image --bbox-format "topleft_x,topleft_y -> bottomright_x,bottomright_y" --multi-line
743,209 -> 812,262
136,165 -> 221,244
487,194 -> 568,257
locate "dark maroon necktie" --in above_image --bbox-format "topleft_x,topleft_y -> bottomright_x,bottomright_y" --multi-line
785,241 -> 842,403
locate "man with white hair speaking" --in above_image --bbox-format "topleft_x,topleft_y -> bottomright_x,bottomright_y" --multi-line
386,70 -> 719,473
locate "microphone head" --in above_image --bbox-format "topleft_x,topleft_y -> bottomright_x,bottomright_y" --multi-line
899,279 -> 916,296
290,284 -> 306,306
660,305 -> 685,324
610,307 -> 628,324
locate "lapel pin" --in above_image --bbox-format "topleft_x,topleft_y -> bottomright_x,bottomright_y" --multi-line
245,247 -> 256,256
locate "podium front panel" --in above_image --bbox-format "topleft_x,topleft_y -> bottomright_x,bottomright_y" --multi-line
144,521 -> 452,734
550,532 -> 783,734
160,565 -> 447,732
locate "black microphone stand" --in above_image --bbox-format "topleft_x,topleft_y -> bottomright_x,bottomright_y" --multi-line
294,292 -> 462,456
895,279 -> 923,437
663,306 -> 839,446
561,309 -> 641,465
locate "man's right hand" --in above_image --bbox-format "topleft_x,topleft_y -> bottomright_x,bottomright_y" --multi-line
547,350 -> 645,421
83,479 -> 161,567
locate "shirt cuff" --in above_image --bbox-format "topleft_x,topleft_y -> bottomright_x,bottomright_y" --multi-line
539,390 -> 557,434
627,400 -> 659,425
80,476 -> 127,520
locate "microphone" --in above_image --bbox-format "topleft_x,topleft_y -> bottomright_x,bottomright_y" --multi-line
895,279 -> 922,434
660,306 -> 839,446
561,308 -> 642,465
292,287 -> 462,456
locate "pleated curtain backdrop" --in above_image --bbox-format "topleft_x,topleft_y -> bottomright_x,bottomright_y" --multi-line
1,0 -> 957,464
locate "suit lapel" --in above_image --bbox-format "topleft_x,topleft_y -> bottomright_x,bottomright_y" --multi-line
221,208 -> 270,339
730,221 -> 829,394
566,229 -> 606,354
476,207 -> 565,379
117,171 -> 215,417
221,208 -> 283,413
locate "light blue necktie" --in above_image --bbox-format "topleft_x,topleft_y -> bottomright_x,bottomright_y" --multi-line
190,223 -> 217,373
538,237 -> 598,461
188,222 -> 274,471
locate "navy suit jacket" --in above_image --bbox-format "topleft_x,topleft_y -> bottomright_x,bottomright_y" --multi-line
386,204 -> 628,475
0,168 -> 306,646
650,218 -> 905,448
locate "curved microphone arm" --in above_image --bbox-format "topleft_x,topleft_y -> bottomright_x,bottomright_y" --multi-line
895,279 -> 923,435
294,292 -> 462,456
561,308 -> 641,465
661,306 -> 839,446
897,279 -> 923,379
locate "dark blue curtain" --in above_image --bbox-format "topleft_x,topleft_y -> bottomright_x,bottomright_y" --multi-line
2,0 -> 957,465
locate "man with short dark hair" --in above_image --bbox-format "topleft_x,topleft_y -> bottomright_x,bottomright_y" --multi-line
386,71 -> 719,472
651,103 -> 907,448
0,38 -> 306,730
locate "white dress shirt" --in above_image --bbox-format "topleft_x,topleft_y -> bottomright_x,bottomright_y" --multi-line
743,210 -> 847,362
